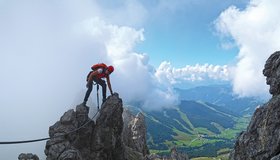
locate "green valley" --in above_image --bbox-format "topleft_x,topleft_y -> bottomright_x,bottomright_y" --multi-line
126,85 -> 264,159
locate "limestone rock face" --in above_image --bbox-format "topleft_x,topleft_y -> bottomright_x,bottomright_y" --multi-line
263,51 -> 280,96
45,93 -> 125,160
45,93 -> 150,160
122,108 -> 149,159
90,93 -> 125,160
230,51 -> 280,160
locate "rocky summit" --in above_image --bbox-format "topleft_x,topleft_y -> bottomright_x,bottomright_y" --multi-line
230,51 -> 280,160
43,92 -> 190,160
45,93 -> 149,160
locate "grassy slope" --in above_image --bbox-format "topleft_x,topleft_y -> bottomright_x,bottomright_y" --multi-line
147,105 -> 251,158
126,101 -> 251,158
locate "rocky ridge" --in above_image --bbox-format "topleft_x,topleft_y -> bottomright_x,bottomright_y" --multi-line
45,93 -> 128,160
43,92 -> 189,160
230,51 -> 280,160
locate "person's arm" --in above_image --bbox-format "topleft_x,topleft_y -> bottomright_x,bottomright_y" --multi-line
106,76 -> 113,95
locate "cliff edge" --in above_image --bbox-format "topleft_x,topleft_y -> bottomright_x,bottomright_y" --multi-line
230,51 -> 280,160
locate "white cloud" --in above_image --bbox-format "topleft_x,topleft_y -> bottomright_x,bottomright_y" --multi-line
155,61 -> 230,85
215,0 -> 280,97
77,17 -> 177,110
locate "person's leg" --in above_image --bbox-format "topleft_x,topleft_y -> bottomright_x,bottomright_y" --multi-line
100,80 -> 107,103
83,81 -> 93,105
94,78 -> 107,103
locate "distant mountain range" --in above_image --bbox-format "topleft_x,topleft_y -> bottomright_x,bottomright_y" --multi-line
126,84 -> 264,158
175,84 -> 265,115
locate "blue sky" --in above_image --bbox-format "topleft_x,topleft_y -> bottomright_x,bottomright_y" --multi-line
136,0 -> 248,67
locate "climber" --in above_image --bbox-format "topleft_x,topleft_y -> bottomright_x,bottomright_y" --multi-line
83,63 -> 114,106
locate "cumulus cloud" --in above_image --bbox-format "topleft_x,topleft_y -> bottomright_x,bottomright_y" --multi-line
215,0 -> 280,97
155,61 -> 230,86
78,17 -> 178,110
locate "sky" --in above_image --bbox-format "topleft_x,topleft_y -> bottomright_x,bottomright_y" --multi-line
137,0 -> 247,67
1,0 -> 280,159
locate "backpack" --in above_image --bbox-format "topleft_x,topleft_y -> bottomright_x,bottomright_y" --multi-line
87,63 -> 107,81
91,63 -> 107,71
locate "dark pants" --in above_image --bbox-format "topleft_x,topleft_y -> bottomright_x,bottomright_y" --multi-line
83,77 -> 107,103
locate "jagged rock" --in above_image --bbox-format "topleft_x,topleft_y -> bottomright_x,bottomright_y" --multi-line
122,108 -> 149,159
46,92 -> 194,160
124,146 -> 145,160
18,153 -> 39,160
58,149 -> 82,160
230,51 -> 280,160
131,113 -> 149,155
89,93 -> 125,160
46,93 -> 148,160
263,51 -> 280,96
122,108 -> 135,146
60,109 -> 75,125
122,108 -> 190,160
